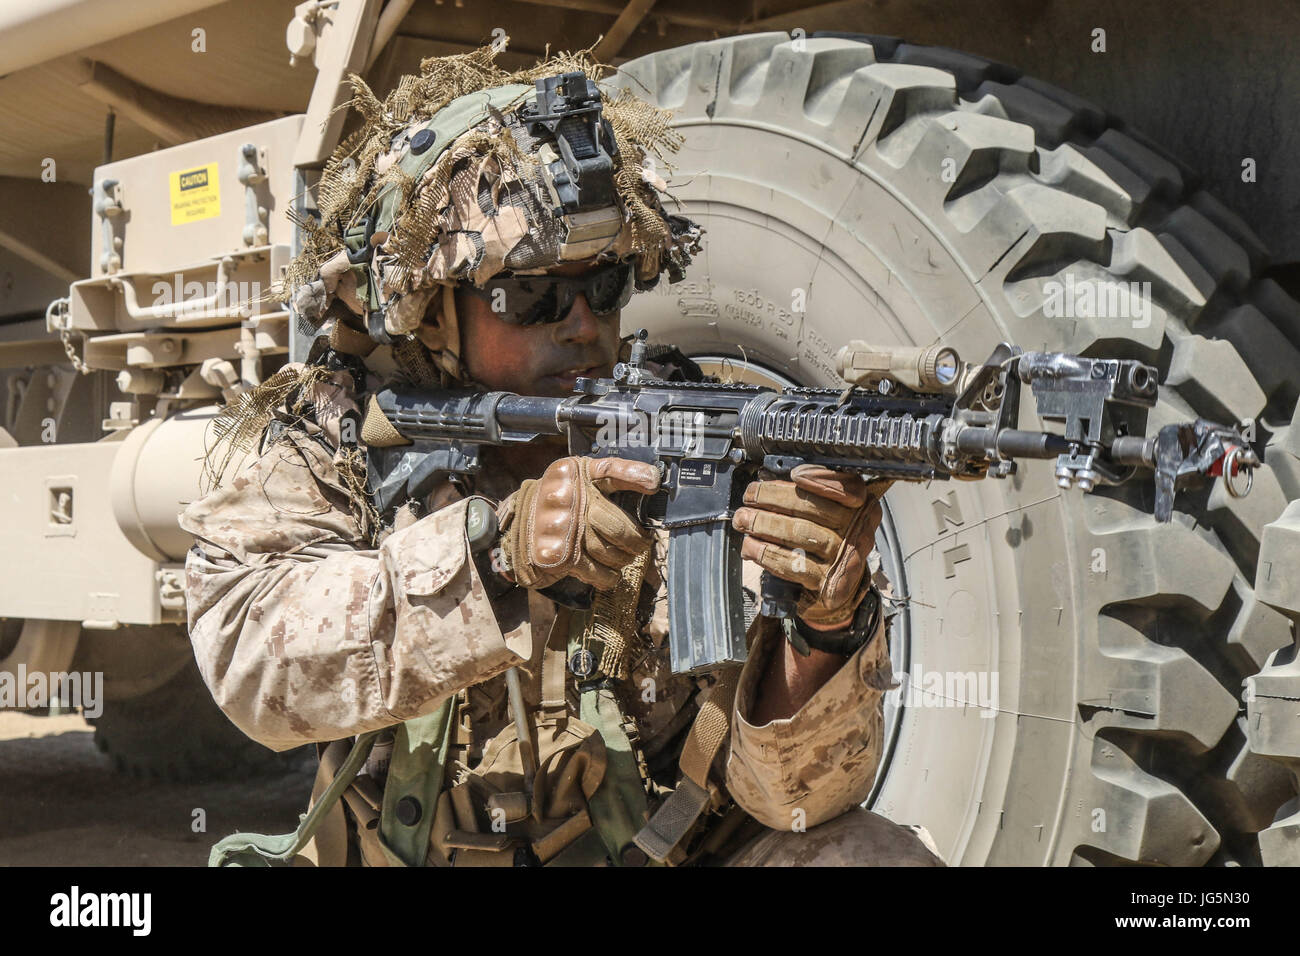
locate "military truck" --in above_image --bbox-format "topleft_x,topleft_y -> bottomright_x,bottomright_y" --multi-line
1,0 -> 1297,864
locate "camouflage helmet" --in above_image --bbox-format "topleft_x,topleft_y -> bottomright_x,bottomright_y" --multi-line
281,44 -> 702,384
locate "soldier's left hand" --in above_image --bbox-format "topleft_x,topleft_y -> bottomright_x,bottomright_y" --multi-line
732,466 -> 891,630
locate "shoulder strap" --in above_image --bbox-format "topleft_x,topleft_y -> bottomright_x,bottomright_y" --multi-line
577,671 -> 660,865
536,608 -> 574,726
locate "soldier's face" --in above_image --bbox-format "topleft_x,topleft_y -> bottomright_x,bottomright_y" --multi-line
443,262 -> 623,397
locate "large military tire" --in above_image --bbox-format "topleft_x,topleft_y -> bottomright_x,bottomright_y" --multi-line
88,650 -> 303,783
613,32 -> 1300,865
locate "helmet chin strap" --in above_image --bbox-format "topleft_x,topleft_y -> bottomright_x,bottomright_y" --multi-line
437,283 -> 467,383
337,284 -> 467,385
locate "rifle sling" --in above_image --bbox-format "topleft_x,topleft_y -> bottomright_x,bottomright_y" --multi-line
633,666 -> 739,864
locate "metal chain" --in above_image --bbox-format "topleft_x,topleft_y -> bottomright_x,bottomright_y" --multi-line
46,297 -> 90,376
59,326 -> 91,376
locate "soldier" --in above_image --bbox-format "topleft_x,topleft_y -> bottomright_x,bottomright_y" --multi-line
182,47 -> 943,867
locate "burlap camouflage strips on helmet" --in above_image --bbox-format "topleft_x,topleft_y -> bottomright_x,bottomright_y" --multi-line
280,43 -> 702,344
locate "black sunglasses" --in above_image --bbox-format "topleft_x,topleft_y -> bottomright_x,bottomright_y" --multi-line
461,261 -> 635,326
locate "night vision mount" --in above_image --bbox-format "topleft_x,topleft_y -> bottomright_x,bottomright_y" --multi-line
520,71 -> 618,214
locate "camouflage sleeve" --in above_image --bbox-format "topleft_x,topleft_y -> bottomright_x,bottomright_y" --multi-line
180,434 -> 531,752
724,613 -> 894,831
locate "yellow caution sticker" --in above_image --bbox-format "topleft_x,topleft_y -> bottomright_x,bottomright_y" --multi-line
169,163 -> 221,225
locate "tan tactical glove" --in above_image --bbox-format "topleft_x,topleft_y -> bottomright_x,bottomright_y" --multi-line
497,456 -> 661,592
732,466 -> 890,629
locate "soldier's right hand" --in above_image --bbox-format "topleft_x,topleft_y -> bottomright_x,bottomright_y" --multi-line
496,456 -> 661,591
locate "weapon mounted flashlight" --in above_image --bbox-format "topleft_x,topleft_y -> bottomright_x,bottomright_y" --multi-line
835,342 -> 962,393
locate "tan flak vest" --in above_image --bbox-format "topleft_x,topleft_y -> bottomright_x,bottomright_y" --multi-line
288,455 -> 744,869
293,554 -> 743,867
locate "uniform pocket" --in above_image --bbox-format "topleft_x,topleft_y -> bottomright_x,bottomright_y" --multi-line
382,499 -> 472,596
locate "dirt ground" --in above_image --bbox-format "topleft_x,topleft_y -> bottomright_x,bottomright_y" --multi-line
0,711 -> 316,866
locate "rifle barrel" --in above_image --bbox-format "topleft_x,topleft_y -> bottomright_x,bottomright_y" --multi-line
956,427 -> 1070,459
495,394 -> 565,435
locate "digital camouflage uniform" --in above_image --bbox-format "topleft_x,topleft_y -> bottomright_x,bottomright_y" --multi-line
183,47 -> 943,866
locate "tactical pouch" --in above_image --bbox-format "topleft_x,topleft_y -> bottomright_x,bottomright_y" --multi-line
425,610 -> 613,866
432,712 -> 610,866
422,607 -> 659,867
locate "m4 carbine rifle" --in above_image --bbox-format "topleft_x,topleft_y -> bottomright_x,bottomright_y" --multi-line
368,330 -> 1259,676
